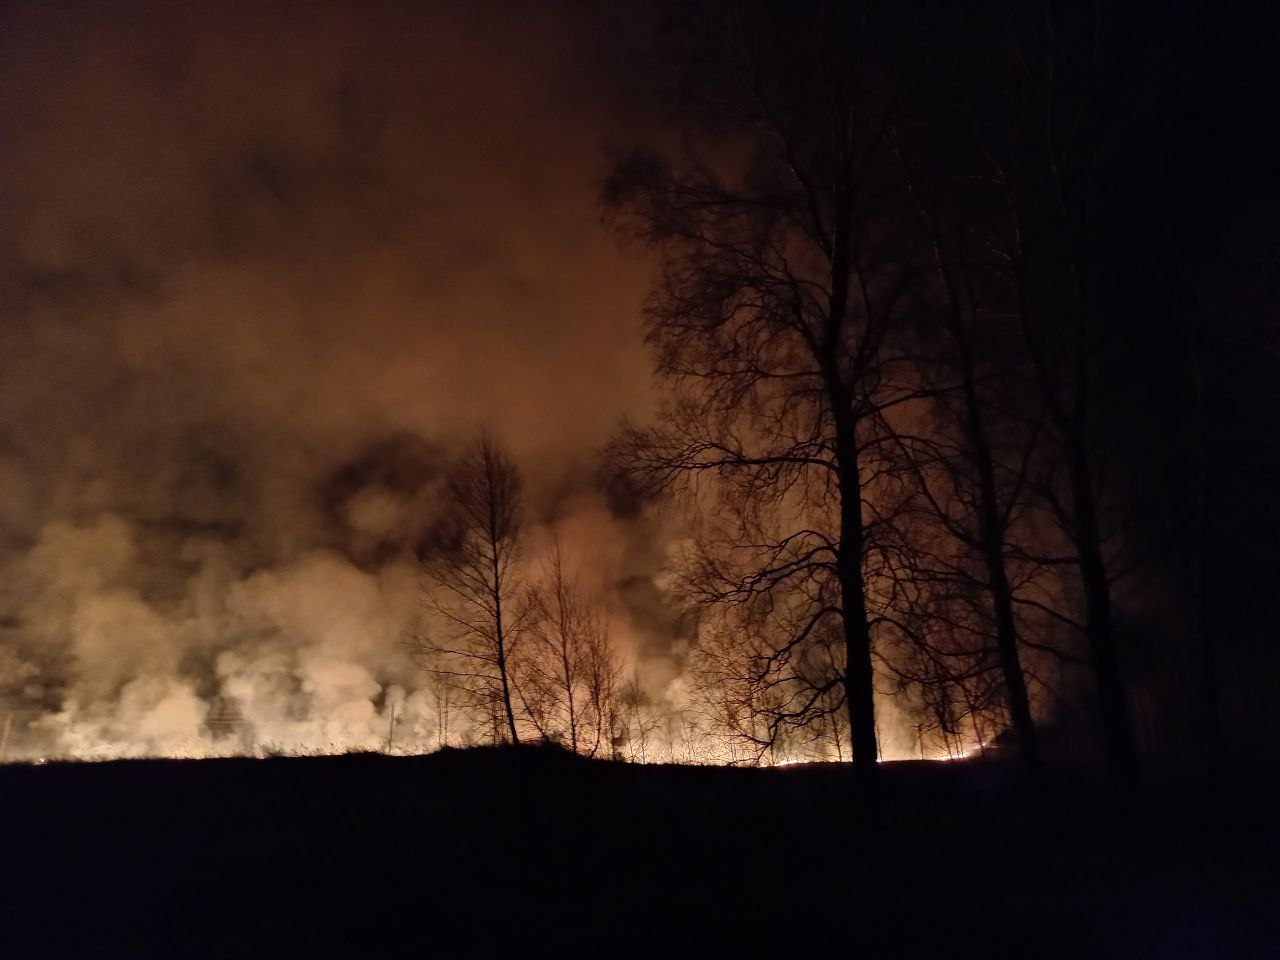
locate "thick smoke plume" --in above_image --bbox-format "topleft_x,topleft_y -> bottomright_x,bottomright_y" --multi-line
0,1 -> 961,762
0,0 -> 683,759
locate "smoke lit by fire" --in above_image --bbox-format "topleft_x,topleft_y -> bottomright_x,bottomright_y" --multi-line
0,2 -> 988,767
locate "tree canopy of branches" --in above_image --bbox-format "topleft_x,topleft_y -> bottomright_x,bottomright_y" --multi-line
418,435 -> 526,745
521,537 -> 622,757
605,1 -> 931,811
607,0 -> 1280,799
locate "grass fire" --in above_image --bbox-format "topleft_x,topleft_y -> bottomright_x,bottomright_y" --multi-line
2,0 -> 1278,956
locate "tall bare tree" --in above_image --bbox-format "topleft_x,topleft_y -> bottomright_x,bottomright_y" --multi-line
979,1 -> 1142,793
418,434 -> 526,744
604,2 -> 926,813
887,127 -> 1048,781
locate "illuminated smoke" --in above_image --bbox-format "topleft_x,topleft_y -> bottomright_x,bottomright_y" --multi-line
0,2 -> 990,765
0,2 -> 665,761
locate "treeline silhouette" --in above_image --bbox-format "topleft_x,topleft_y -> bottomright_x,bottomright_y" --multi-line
588,0 -> 1278,817
410,1 -> 1277,824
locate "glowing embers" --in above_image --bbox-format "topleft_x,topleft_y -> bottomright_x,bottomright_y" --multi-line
926,746 -> 984,762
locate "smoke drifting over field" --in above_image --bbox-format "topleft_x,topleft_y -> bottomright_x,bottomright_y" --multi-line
0,1 -> 1006,764
0,0 -> 685,758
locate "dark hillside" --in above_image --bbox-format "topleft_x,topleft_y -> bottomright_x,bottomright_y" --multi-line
2,748 -> 1276,958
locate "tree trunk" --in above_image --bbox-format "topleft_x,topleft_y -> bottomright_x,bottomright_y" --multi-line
488,570 -> 519,742
495,624 -> 520,745
955,340 -> 1042,781
935,221 -> 1043,782
841,554 -> 880,813
490,522 -> 520,745
1067,442 -> 1138,795
826,366 -> 881,819
564,647 -> 578,753
821,182 -> 881,820
1011,208 -> 1137,796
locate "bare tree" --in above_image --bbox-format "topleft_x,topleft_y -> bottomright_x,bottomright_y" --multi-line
977,2 -> 1142,793
604,2 -> 927,814
614,668 -> 659,763
418,434 -> 526,744
581,615 -> 623,759
432,666 -> 454,750
521,536 -> 622,756
885,130 -> 1049,781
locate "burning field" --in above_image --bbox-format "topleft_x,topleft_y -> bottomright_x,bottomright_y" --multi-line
4,0 -> 1280,955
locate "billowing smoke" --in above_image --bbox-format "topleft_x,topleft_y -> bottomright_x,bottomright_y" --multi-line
0,1 -> 979,764
0,427 -> 697,759
0,0 -> 691,759
6,449 -> 429,757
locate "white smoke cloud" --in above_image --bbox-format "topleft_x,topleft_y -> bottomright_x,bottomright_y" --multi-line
3,512 -> 435,759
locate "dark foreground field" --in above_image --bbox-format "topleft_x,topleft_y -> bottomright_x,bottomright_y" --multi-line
2,748 -> 1277,958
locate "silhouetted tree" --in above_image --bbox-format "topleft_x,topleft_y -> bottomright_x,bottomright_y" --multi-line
522,536 -> 622,757
614,668 -> 660,762
973,1 -> 1143,793
691,583 -> 851,763
1149,218 -> 1280,772
888,118 -> 1048,780
604,0 -> 926,813
418,434 -> 526,744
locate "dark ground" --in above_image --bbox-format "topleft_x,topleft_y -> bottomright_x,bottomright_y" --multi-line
1,747 -> 1277,958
